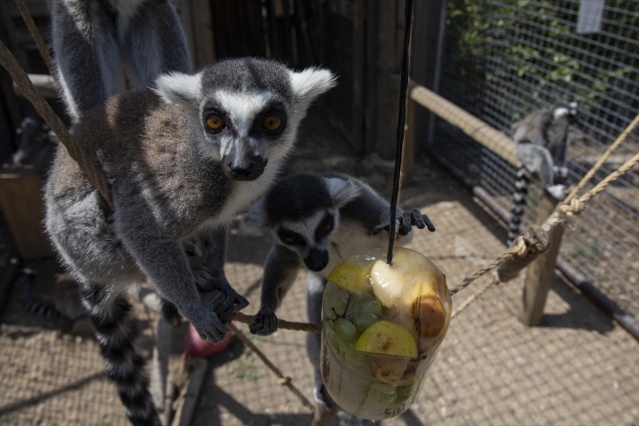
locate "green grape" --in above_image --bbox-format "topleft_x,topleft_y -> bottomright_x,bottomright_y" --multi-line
333,318 -> 357,341
353,312 -> 378,333
324,293 -> 347,318
359,300 -> 382,316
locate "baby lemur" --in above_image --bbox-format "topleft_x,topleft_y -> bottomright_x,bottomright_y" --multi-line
242,171 -> 435,419
44,58 -> 335,425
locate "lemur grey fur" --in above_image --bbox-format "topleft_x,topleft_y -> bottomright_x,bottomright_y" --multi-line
44,58 -> 335,425
242,171 -> 435,419
507,102 -> 578,246
51,0 -> 192,122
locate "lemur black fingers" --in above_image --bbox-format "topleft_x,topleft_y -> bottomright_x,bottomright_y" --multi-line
421,214 -> 436,232
250,311 -> 278,335
372,223 -> 387,235
398,212 -> 413,235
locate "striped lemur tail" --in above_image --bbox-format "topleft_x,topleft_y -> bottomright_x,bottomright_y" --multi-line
81,286 -> 161,426
507,167 -> 531,246
18,272 -> 62,318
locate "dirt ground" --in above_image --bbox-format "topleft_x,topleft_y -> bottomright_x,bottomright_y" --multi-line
1,106 -> 638,425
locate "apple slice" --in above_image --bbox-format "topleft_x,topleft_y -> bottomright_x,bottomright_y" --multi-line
327,256 -> 374,295
354,320 -> 418,358
403,283 -> 447,339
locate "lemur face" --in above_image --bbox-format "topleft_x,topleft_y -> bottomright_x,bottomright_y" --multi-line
275,209 -> 338,272
200,91 -> 289,180
553,102 -> 579,125
155,58 -> 336,182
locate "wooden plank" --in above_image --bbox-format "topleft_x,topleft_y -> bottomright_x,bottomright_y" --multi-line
351,0 -> 364,153
374,0 -> 399,160
410,0 -> 447,153
172,358 -> 208,426
12,73 -> 57,99
0,167 -> 53,260
363,1 -> 378,155
189,0 -> 214,66
519,194 -> 565,326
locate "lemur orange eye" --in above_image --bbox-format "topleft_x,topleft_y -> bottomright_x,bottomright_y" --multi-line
206,114 -> 224,131
262,114 -> 282,131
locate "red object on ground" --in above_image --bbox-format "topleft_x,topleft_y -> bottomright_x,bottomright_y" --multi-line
182,323 -> 233,359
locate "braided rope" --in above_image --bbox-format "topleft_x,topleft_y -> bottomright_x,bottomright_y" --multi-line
564,114 -> 639,205
0,39 -> 115,210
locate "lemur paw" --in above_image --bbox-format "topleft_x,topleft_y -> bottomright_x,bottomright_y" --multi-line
250,308 -> 278,335
547,184 -> 567,200
190,265 -> 249,321
372,208 -> 436,236
189,293 -> 230,343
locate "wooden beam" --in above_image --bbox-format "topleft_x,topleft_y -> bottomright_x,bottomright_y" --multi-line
408,82 -> 519,167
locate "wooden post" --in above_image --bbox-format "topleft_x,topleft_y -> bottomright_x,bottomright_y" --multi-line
0,166 -> 53,260
519,193 -> 565,326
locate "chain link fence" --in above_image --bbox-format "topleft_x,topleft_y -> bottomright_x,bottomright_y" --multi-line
431,0 -> 639,324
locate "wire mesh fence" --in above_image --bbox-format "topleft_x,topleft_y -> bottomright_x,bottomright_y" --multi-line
431,0 -> 639,322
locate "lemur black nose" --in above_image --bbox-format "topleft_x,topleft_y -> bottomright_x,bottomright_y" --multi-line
226,157 -> 268,181
305,248 -> 329,272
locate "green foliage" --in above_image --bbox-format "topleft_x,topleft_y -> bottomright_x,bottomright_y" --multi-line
445,0 -> 639,116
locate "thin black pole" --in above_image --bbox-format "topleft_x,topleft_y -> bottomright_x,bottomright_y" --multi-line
387,0 -> 414,265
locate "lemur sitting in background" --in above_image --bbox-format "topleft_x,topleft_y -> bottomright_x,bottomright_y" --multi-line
507,102 -> 578,246
242,171 -> 435,423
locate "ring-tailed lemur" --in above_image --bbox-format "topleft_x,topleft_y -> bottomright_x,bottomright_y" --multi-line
51,0 -> 192,122
242,171 -> 435,421
506,102 -> 578,246
51,0 -> 195,325
18,270 -> 89,327
44,58 -> 335,425
9,112 -> 59,175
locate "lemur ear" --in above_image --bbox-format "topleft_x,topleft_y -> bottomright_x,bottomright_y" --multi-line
289,68 -> 337,106
154,71 -> 203,106
325,177 -> 361,208
241,197 -> 268,234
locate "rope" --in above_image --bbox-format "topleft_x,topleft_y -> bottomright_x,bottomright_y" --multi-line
450,239 -> 526,295
232,312 -> 320,334
386,0 -> 414,265
228,323 -> 315,411
564,114 -> 639,205
0,39 -> 116,211
451,274 -> 498,319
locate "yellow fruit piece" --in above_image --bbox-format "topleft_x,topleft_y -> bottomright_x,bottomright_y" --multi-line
405,284 -> 447,339
327,258 -> 373,295
369,259 -> 405,308
354,320 -> 418,358
370,356 -> 418,385
370,247 -> 443,309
